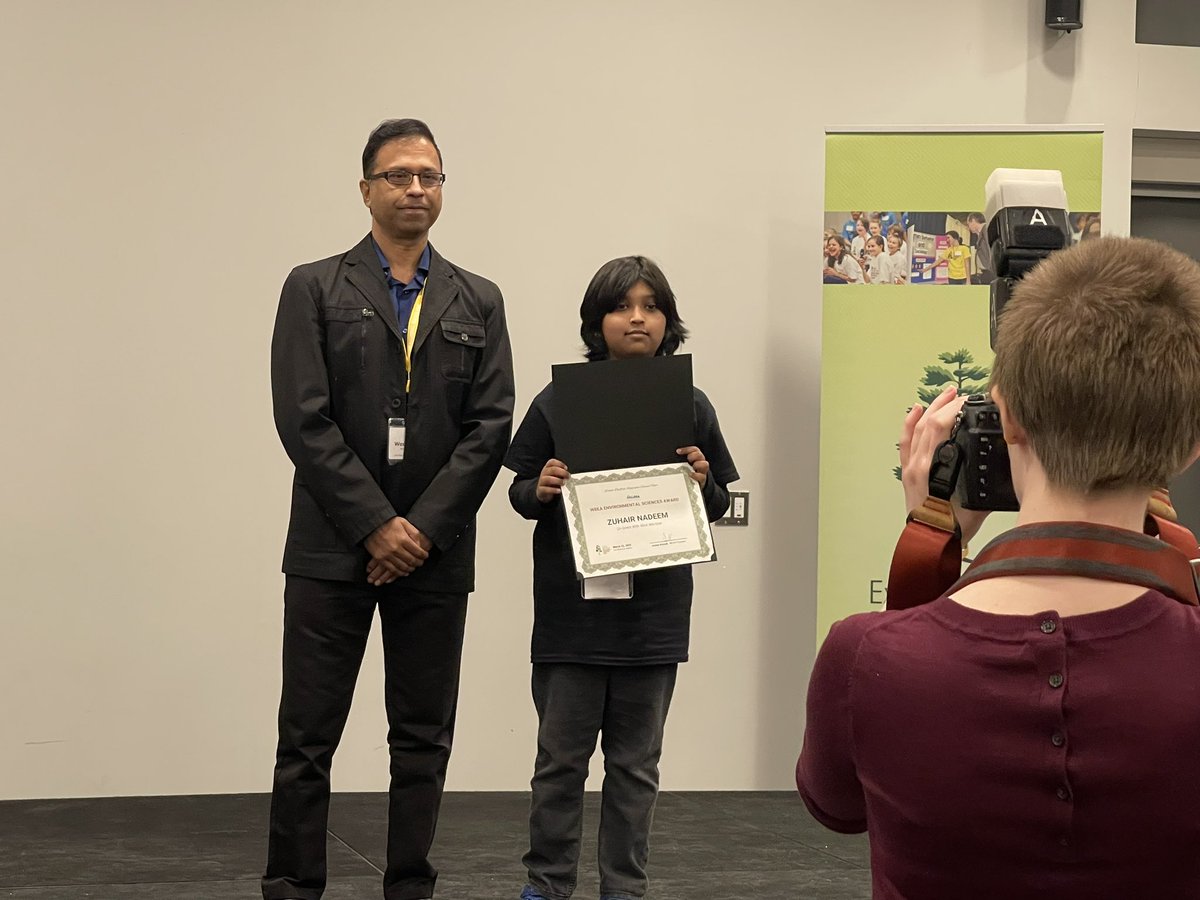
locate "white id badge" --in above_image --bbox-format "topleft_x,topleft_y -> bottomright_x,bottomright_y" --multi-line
387,417 -> 406,464
581,573 -> 633,600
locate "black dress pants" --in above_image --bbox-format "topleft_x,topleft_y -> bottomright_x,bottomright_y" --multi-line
262,575 -> 469,900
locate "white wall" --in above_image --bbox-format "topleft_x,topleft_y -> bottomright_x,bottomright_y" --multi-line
1,0 -> 1192,798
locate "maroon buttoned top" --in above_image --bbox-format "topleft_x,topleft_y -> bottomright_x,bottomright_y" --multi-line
797,590 -> 1200,899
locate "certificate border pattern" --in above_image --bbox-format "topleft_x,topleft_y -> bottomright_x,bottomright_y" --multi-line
561,463 -> 715,576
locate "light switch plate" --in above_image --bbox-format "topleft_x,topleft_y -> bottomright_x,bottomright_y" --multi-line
715,490 -> 750,526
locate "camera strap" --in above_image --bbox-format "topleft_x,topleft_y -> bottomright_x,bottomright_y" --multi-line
886,498 -> 966,611
953,521 -> 1200,605
886,490 -> 1200,610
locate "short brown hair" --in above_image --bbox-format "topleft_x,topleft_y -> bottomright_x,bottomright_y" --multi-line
990,236 -> 1200,492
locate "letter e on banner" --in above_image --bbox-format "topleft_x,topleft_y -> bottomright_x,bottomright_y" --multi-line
870,579 -> 886,605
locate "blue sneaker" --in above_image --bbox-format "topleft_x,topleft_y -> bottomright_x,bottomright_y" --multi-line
520,886 -> 550,900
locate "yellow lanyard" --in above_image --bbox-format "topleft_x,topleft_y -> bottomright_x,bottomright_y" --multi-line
403,283 -> 425,393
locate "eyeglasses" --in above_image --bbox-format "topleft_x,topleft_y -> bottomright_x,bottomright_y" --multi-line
367,170 -> 447,188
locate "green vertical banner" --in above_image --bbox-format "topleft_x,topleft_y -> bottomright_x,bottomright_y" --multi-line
817,130 -> 1103,646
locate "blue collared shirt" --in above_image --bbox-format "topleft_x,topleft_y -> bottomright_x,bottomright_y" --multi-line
372,239 -> 431,339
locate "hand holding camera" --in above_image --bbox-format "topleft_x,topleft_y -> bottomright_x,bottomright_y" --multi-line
899,386 -> 990,545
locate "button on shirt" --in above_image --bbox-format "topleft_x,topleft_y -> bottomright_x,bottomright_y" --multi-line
372,239 -> 430,337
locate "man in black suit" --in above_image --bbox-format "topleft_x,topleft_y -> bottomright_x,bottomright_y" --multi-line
263,119 -> 515,900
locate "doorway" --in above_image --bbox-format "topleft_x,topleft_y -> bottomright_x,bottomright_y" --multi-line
1131,131 -> 1200,535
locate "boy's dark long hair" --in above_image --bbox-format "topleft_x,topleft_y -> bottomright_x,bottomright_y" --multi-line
579,256 -> 689,361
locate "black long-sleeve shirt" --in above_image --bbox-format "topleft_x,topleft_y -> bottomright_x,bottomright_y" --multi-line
505,381 -> 739,665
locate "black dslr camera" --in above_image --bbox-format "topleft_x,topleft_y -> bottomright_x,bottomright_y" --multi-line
927,169 -> 1072,512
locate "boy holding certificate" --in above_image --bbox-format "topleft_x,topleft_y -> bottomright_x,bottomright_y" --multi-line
505,256 -> 739,900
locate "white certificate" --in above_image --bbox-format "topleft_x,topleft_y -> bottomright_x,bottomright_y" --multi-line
559,463 -> 716,578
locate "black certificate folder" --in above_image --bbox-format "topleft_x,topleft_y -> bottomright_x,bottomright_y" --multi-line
551,354 -> 695,473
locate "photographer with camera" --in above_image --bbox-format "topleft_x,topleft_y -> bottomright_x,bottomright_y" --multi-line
797,231 -> 1200,897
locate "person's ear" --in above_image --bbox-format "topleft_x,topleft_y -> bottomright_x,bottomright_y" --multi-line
1178,441 -> 1200,476
991,386 -> 1028,447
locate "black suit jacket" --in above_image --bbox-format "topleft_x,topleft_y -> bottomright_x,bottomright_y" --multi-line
271,234 -> 515,591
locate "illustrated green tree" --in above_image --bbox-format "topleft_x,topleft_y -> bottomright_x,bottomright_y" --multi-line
917,348 -> 989,404
893,348 -> 990,480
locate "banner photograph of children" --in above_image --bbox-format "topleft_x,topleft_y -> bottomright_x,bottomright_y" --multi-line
822,209 -> 1101,286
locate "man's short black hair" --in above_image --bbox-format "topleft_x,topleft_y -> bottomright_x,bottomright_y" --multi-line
579,256 -> 689,361
362,119 -> 442,176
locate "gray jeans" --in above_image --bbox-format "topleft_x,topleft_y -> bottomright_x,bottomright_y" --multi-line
523,663 -> 678,899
